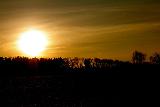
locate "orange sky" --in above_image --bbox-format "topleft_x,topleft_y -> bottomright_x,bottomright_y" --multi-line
0,0 -> 160,60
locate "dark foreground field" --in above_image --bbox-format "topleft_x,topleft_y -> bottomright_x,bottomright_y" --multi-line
0,57 -> 159,106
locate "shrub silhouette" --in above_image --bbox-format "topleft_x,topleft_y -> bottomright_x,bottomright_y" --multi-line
84,58 -> 91,68
132,51 -> 146,64
150,53 -> 160,64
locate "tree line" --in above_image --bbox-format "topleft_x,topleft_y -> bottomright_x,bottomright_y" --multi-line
0,50 -> 159,75
132,51 -> 160,64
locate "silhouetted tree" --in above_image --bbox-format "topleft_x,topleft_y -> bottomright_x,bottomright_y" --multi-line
84,58 -> 91,68
132,51 -> 146,64
150,53 -> 160,64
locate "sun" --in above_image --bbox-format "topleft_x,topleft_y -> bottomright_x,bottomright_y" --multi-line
17,29 -> 48,57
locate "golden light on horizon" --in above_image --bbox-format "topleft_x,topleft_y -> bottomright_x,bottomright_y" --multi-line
17,29 -> 48,57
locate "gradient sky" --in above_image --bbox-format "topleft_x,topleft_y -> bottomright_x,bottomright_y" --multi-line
0,0 -> 160,60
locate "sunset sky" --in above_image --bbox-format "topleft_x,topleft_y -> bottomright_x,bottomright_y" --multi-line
0,0 -> 160,60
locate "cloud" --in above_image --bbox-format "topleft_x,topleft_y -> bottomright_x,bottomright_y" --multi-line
0,0 -> 160,59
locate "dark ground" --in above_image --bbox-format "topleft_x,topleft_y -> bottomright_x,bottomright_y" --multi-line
0,57 -> 159,106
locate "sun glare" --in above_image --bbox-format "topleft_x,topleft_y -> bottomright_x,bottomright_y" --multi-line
17,29 -> 48,57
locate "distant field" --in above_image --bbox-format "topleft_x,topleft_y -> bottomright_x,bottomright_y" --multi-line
0,57 -> 159,106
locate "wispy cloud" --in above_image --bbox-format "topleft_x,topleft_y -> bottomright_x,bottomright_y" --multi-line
0,0 -> 160,59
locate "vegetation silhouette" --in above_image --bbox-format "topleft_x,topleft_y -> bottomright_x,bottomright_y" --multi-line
150,52 -> 160,64
0,51 -> 159,106
132,51 -> 146,64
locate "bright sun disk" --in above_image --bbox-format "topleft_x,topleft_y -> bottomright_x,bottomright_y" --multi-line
17,29 -> 48,57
